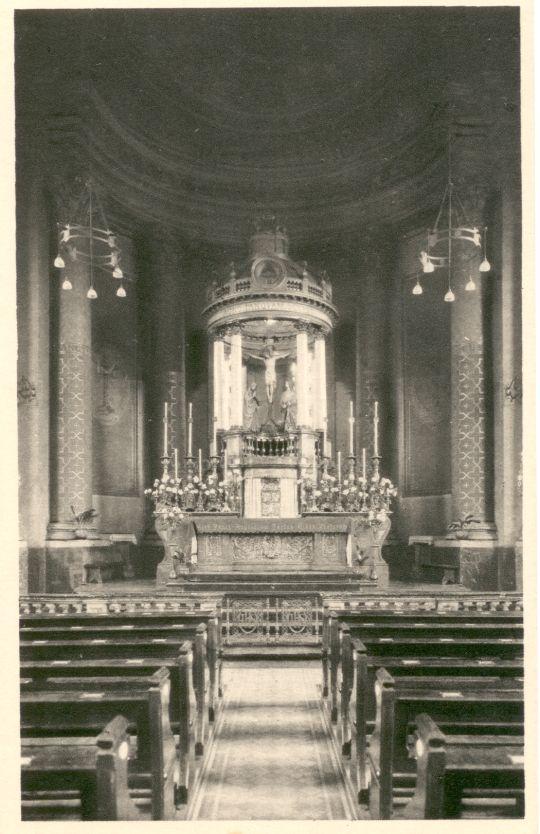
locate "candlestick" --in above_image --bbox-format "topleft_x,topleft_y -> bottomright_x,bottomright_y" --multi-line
174,448 -> 178,480
348,400 -> 355,455
224,448 -> 228,481
322,418 -> 327,458
337,450 -> 342,483
213,416 -> 217,458
163,402 -> 169,456
373,400 -> 379,457
187,401 -> 193,457
362,447 -> 367,483
198,448 -> 202,479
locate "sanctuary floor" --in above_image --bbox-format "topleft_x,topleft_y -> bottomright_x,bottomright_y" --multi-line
188,661 -> 357,820
77,578 -> 472,596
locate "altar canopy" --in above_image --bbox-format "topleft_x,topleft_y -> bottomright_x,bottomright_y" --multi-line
203,221 -> 337,519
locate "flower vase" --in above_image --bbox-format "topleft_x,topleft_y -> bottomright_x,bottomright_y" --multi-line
155,516 -> 195,585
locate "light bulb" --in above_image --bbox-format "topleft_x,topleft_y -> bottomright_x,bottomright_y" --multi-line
54,255 -> 65,269
87,286 -> 98,300
465,276 -> 476,292
61,278 -> 72,291
116,285 -> 127,298
412,280 -> 423,296
444,288 -> 455,303
423,260 -> 435,274
479,258 -> 491,272
113,266 -> 123,279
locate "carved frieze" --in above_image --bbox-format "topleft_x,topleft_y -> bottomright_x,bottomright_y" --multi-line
231,533 -> 313,563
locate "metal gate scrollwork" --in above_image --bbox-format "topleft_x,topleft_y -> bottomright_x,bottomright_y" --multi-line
224,595 -> 320,645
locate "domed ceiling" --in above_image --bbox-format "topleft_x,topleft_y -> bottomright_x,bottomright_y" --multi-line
15,7 -> 519,246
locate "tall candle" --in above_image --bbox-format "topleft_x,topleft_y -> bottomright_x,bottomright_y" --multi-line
163,402 -> 169,456
198,448 -> 202,479
348,400 -> 355,455
187,401 -> 193,457
174,448 -> 178,480
362,447 -> 367,483
373,400 -> 379,457
337,450 -> 342,483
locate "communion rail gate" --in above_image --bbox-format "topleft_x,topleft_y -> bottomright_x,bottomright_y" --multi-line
222,593 -> 322,645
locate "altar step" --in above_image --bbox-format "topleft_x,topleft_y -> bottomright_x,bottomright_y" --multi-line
222,646 -> 322,659
167,571 -> 371,594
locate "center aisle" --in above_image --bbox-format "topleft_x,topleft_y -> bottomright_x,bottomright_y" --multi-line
188,661 -> 356,820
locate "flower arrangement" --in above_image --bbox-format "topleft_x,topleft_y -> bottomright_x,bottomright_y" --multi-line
145,471 -> 234,521
301,471 -> 397,518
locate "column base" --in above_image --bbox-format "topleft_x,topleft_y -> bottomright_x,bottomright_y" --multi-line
47,521 -> 77,540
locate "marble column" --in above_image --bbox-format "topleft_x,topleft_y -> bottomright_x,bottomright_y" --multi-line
48,248 -> 94,539
229,327 -> 243,428
314,333 -> 327,432
296,326 -> 310,427
149,240 -> 186,473
212,336 -> 224,448
449,183 -> 496,540
355,253 -> 387,458
17,160 -> 50,585
222,348 -> 231,431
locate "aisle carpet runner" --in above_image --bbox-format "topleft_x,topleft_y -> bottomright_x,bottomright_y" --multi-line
189,662 -> 355,820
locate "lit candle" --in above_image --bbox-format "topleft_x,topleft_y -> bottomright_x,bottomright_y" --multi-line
348,400 -> 355,456
174,448 -> 178,480
337,450 -> 342,483
198,448 -> 202,480
373,400 -> 379,457
362,447 -> 367,483
163,402 -> 169,456
187,401 -> 193,458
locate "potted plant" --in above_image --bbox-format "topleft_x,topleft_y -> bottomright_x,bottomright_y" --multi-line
71,506 -> 99,539
446,514 -> 481,540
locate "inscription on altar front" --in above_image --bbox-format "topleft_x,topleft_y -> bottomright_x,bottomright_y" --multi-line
231,534 -> 312,563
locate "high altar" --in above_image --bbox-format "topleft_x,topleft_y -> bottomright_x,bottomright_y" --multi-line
153,221 -> 392,592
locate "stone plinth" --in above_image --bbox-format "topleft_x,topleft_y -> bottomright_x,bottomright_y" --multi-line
43,539 -> 135,593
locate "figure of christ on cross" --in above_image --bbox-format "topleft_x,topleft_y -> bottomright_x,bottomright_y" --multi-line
245,339 -> 291,404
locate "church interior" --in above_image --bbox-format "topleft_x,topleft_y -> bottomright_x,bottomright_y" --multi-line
15,6 -> 526,823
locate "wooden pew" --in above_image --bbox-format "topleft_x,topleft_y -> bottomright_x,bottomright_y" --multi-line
321,599 -> 523,722
367,668 -> 524,819
335,616 -> 523,728
20,624 -> 209,753
341,629 -> 523,755
20,614 -> 223,722
20,667 -> 179,820
21,715 -> 145,821
399,713 -> 524,819
22,644 -> 193,801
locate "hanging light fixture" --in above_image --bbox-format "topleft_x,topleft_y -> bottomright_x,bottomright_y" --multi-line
416,125 -> 491,301
412,276 -> 423,296
53,179 -> 127,299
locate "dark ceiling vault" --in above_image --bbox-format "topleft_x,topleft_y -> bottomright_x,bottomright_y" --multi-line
15,7 -> 520,247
